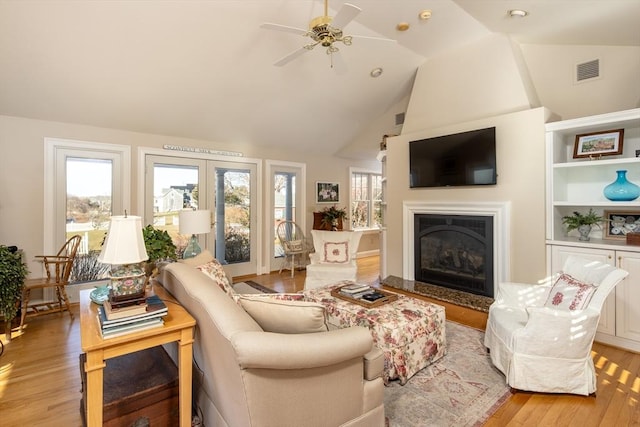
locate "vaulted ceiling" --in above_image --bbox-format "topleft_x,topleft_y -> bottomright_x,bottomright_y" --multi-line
1,1 -> 639,159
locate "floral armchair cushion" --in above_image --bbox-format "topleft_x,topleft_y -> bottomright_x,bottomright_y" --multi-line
322,241 -> 350,263
544,272 -> 597,311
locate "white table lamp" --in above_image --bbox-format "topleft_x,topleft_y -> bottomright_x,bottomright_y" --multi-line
179,209 -> 211,259
98,214 -> 149,303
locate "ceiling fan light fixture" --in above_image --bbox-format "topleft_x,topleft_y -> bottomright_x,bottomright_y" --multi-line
370,67 -> 383,78
508,9 -> 528,18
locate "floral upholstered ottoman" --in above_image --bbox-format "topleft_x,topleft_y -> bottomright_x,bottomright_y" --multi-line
304,282 -> 446,385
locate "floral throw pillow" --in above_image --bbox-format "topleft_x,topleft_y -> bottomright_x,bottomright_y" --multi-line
322,241 -> 349,263
544,273 -> 597,311
196,259 -> 235,298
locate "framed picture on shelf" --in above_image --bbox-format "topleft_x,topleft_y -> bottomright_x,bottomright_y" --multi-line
603,210 -> 640,240
573,129 -> 624,159
316,182 -> 339,203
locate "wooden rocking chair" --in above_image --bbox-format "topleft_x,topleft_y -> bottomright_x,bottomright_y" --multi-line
20,235 -> 82,330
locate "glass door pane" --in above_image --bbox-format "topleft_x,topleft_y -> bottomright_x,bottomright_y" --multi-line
269,164 -> 304,273
145,156 -> 206,257
209,161 -> 257,277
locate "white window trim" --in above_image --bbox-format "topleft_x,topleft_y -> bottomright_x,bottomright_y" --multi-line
44,137 -> 130,254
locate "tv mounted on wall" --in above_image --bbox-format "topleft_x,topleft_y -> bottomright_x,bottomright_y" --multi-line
409,127 -> 497,188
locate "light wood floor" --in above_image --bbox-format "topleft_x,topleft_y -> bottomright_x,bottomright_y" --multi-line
1,256 -> 638,426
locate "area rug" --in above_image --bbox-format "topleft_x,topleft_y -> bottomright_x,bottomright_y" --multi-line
384,321 -> 510,426
383,276 -> 493,313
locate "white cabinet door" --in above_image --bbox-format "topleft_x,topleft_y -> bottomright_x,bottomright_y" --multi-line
549,245 -> 616,335
616,251 -> 640,342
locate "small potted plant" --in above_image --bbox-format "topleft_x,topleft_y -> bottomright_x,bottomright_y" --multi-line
562,209 -> 604,241
319,205 -> 348,231
142,225 -> 178,279
0,245 -> 28,341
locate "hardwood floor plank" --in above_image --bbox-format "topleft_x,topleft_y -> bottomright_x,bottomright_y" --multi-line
1,255 -> 639,426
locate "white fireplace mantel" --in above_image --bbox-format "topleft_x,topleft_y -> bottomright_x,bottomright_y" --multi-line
402,201 -> 511,296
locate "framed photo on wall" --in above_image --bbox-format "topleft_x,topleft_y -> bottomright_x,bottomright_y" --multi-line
316,182 -> 339,203
603,210 -> 640,240
573,129 -> 624,159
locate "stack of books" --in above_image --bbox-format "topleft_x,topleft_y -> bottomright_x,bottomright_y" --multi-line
339,283 -> 373,299
97,294 -> 168,339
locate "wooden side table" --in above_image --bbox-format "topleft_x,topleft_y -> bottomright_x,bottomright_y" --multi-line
80,284 -> 195,427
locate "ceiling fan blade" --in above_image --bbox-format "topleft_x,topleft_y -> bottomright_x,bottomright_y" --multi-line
273,46 -> 310,66
260,23 -> 307,36
331,3 -> 361,29
350,35 -> 397,44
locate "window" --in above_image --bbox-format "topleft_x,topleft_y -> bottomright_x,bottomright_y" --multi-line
351,171 -> 382,229
45,138 -> 130,255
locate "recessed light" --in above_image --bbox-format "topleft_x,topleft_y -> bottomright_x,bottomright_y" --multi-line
508,9 -> 528,18
396,22 -> 410,31
418,10 -> 432,21
370,67 -> 383,78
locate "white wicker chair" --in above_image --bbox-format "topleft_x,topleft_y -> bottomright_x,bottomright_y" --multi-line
276,221 -> 311,278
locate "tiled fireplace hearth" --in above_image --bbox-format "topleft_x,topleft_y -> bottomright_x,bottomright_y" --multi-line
402,201 -> 511,298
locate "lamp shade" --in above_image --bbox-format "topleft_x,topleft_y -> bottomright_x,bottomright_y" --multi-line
98,215 -> 149,265
179,210 -> 211,235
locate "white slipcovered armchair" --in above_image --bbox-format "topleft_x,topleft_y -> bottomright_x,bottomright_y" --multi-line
484,256 -> 628,395
304,230 -> 363,290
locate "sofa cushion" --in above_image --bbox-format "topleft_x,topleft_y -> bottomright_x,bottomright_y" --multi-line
177,250 -> 214,267
544,273 -> 596,311
238,294 -> 328,333
196,259 -> 236,298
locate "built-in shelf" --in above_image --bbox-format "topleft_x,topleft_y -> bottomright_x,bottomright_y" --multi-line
546,108 -> 640,352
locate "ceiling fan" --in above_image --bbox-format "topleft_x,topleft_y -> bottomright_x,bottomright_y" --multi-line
261,0 -> 396,67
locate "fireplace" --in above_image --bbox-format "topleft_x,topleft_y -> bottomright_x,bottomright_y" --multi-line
402,201 -> 511,298
414,214 -> 494,297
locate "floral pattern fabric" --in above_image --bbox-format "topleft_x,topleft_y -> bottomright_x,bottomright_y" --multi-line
304,282 -> 447,385
196,260 -> 236,299
544,272 -> 596,311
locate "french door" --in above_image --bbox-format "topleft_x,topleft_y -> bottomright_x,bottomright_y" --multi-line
267,161 -> 306,273
144,154 -> 258,277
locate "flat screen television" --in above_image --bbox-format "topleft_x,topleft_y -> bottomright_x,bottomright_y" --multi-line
409,127 -> 497,188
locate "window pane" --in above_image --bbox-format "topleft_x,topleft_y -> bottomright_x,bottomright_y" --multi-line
66,157 -> 112,252
221,170 -> 251,264
153,164 -> 199,253
274,172 -> 296,258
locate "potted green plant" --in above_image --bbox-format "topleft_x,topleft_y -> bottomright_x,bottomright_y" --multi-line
0,246 -> 28,340
562,209 -> 604,241
142,225 -> 178,278
319,205 -> 348,231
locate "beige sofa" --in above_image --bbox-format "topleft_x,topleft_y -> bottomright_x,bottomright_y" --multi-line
158,258 -> 385,427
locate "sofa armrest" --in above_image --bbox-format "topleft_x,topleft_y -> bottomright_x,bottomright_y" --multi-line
232,326 -> 373,370
363,347 -> 384,381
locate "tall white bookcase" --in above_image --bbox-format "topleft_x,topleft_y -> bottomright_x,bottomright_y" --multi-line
545,108 -> 640,352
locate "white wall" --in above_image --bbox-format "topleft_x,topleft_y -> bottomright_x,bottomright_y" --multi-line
378,33 -> 640,284
0,115 -> 376,277
385,108 -> 552,284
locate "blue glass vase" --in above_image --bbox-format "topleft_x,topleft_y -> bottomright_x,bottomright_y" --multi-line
603,170 -> 640,201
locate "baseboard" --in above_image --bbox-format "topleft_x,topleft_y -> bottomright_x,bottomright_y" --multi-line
356,249 -> 380,258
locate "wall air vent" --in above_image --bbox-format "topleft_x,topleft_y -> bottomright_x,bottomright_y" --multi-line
576,59 -> 600,82
395,112 -> 405,126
